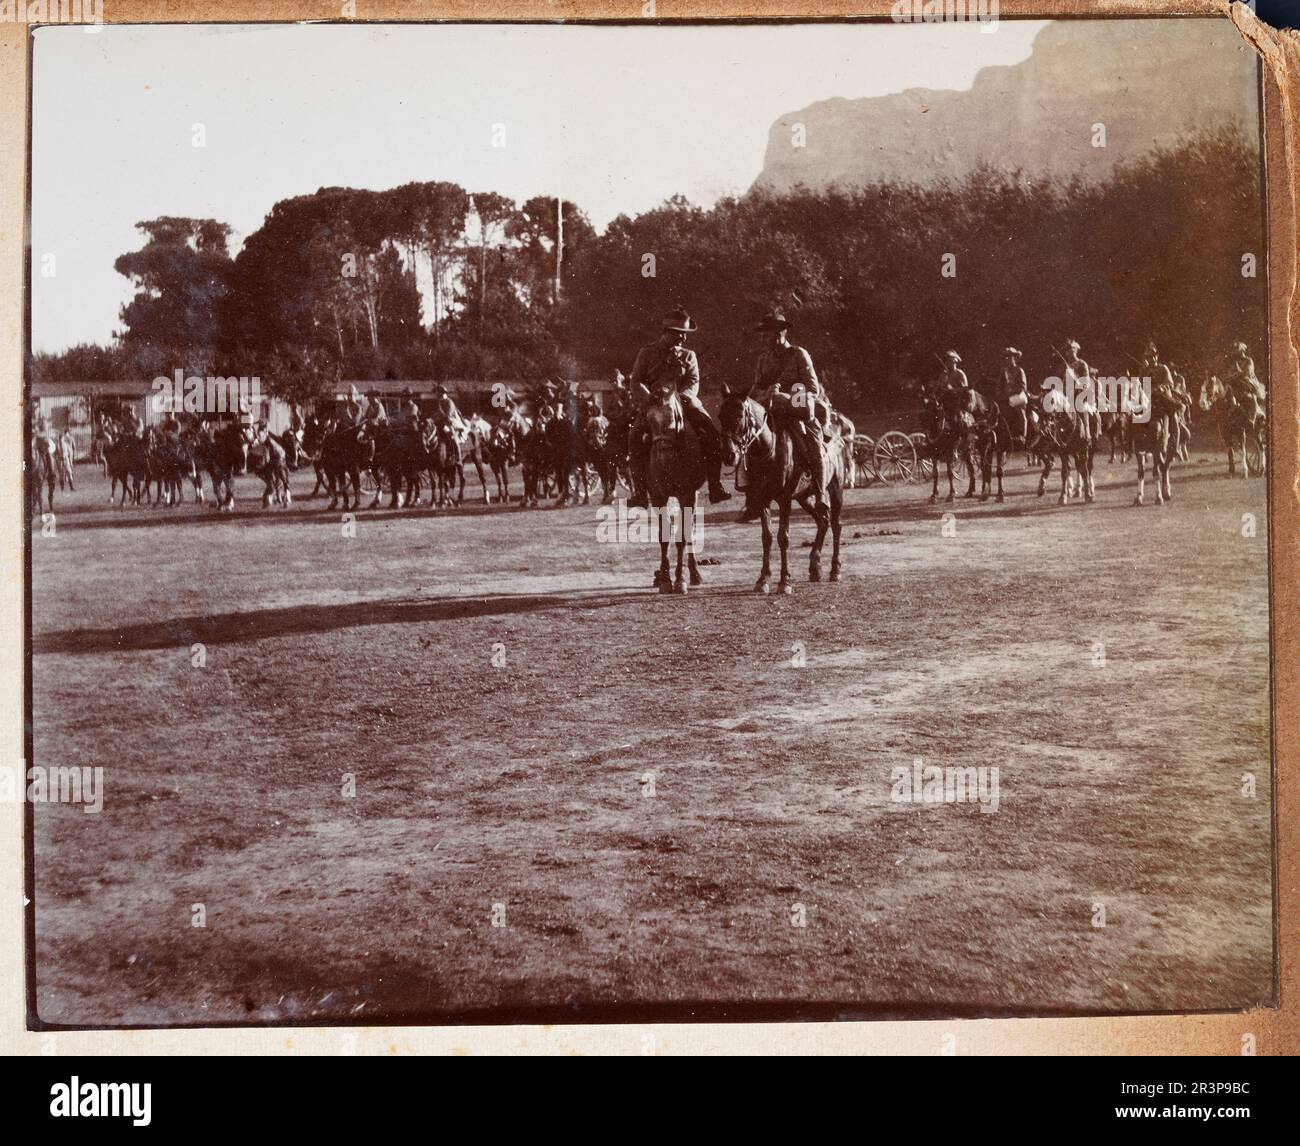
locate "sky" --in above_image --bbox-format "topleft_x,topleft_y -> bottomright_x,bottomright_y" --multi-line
29,20 -> 1048,353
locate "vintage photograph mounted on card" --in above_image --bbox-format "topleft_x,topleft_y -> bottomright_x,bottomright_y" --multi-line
24,13 -> 1274,1027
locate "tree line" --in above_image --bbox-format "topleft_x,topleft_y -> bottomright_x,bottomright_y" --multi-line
32,126 -> 1264,416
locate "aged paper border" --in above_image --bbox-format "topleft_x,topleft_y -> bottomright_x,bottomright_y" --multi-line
2,0 -> 1295,1056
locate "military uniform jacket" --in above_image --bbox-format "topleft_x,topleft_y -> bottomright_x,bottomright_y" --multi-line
754,343 -> 818,399
630,340 -> 700,400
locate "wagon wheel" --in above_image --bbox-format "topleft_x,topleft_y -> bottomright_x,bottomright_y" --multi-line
910,432 -> 933,482
1245,429 -> 1266,474
874,431 -> 916,484
851,435 -> 876,486
951,450 -> 970,482
359,469 -> 379,494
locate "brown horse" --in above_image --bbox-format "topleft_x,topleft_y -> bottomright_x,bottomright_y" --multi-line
644,391 -> 705,594
719,385 -> 843,594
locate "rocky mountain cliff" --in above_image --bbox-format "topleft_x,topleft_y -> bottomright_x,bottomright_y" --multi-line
753,18 -> 1258,193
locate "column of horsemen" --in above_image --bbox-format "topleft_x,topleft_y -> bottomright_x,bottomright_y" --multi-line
31,305 -> 1267,517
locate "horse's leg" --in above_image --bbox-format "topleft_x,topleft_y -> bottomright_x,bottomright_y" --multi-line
828,480 -> 843,582
995,448 -> 1005,503
944,454 -> 955,503
1059,450 -> 1071,504
756,505 -> 772,593
1134,447 -> 1146,506
673,504 -> 687,594
963,439 -> 977,498
1038,453 -> 1052,497
809,496 -> 829,582
656,503 -> 672,592
777,496 -> 793,594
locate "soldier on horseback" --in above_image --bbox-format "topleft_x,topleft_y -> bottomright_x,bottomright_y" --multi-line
628,307 -> 731,507
744,311 -> 836,520
1224,341 -> 1266,422
993,347 -> 1030,444
362,388 -> 388,430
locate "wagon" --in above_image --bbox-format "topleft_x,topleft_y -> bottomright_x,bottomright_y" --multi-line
848,429 -> 937,486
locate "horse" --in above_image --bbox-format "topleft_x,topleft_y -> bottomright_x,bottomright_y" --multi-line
485,413 -> 524,503
1132,382 -> 1179,506
1198,374 -> 1266,479
1035,392 -> 1096,505
102,426 -> 151,507
143,426 -> 198,507
546,405 -> 587,506
427,422 -> 463,507
643,390 -> 705,594
192,420 -> 247,511
301,415 -> 333,498
320,423 -> 373,512
719,385 -> 844,593
922,387 -> 979,504
579,406 -> 618,506
455,415 -> 494,503
247,427 -> 293,507
519,409 -> 554,508
29,433 -> 57,518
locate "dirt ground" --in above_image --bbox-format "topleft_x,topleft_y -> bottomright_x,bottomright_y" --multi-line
28,448 -> 1273,1026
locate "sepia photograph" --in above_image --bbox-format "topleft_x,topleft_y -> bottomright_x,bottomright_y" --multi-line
22,11 -> 1277,1032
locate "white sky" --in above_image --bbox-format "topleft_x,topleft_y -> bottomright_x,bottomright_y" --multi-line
30,20 -> 1047,352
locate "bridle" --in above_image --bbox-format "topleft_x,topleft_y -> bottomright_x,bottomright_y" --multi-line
727,396 -> 770,457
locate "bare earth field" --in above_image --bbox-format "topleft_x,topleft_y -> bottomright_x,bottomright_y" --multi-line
28,449 -> 1273,1026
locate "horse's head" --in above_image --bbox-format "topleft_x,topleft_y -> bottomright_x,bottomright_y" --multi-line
718,383 -> 766,466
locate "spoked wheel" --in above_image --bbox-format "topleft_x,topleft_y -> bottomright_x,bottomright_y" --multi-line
359,469 -> 380,495
874,431 -> 916,484
851,435 -> 876,487
910,432 -> 933,482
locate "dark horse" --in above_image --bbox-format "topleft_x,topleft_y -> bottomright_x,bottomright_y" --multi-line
320,423 -> 374,512
922,387 -> 978,504
719,385 -> 843,594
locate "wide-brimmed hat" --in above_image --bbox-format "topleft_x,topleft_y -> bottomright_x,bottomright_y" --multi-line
756,310 -> 790,332
1065,339 -> 1081,352
945,350 -> 962,364
1004,347 -> 1022,359
1233,341 -> 1249,356
661,307 -> 697,333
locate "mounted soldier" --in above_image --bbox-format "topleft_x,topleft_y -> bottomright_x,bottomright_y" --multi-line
746,310 -> 835,519
1224,341 -> 1266,422
993,347 -> 1029,440
628,306 -> 731,507
362,388 -> 388,431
